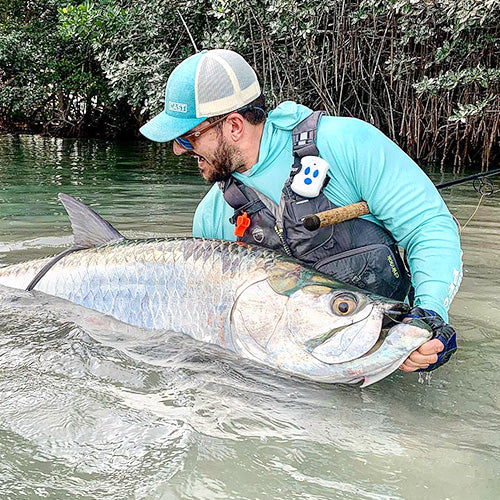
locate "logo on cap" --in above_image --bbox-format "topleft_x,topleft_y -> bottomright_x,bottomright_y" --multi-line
168,101 -> 188,113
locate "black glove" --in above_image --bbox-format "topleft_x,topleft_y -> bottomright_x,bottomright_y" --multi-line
406,306 -> 457,371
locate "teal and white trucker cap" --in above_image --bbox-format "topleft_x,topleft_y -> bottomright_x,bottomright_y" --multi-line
140,49 -> 261,142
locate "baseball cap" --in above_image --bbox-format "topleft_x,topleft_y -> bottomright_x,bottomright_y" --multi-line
140,49 -> 261,142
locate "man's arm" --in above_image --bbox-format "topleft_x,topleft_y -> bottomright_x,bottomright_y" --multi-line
318,117 -> 462,321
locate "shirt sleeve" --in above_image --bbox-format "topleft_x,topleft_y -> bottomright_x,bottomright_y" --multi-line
318,118 -> 463,321
192,185 -> 237,241
192,204 -> 207,238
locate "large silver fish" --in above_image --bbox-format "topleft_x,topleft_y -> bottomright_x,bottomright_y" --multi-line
0,194 -> 431,386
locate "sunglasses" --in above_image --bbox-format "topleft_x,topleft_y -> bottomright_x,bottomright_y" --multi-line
174,114 -> 229,151
174,106 -> 265,151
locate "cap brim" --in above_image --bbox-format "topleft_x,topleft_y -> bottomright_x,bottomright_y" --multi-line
139,110 -> 206,142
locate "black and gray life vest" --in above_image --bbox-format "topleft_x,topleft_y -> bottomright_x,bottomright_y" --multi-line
218,111 -> 411,300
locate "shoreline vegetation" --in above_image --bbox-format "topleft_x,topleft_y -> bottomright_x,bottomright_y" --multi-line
1,1 -> 498,168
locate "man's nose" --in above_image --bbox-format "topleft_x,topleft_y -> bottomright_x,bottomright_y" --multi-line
173,140 -> 187,156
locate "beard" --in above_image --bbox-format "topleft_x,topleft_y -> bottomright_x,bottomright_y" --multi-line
199,135 -> 245,183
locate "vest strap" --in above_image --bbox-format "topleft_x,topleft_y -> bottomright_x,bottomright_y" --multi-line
219,178 -> 249,208
292,110 -> 325,158
229,199 -> 266,224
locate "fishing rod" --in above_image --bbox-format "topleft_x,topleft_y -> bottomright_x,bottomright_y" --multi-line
435,167 -> 500,189
303,168 -> 500,231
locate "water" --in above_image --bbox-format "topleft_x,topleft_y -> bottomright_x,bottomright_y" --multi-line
0,134 -> 499,499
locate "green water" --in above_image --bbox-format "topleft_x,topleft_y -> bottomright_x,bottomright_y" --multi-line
0,134 -> 499,500
0,134 -> 207,263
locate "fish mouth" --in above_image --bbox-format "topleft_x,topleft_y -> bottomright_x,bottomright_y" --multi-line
381,301 -> 410,328
359,326 -> 391,358
350,301 -> 413,358
359,320 -> 433,387
308,301 -> 409,364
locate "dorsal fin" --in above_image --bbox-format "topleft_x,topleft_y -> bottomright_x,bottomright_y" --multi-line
58,193 -> 124,248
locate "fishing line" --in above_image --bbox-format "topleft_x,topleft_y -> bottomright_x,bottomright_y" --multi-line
385,313 -> 438,326
176,9 -> 198,52
460,193 -> 485,234
459,177 -> 497,234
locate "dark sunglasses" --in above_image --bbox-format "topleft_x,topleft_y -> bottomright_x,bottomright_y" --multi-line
174,106 -> 265,151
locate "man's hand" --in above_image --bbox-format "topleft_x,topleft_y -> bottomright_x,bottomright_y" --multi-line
399,307 -> 457,372
399,338 -> 444,372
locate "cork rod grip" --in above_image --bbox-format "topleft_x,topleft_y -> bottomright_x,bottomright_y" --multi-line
302,201 -> 370,231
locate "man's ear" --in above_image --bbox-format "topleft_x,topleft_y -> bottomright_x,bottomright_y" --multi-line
225,112 -> 245,142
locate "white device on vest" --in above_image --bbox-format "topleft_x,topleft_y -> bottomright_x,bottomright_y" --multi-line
291,156 -> 330,198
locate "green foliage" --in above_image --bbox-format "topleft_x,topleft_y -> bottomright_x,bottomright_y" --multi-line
414,67 -> 500,95
449,95 -> 496,124
0,0 -> 499,165
0,0 -> 112,134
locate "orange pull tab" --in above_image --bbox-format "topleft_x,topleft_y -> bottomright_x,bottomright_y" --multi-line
234,211 -> 251,237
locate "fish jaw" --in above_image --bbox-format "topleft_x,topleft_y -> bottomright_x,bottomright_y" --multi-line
263,320 -> 432,385
358,321 -> 433,387
307,304 -> 381,364
306,300 -> 409,364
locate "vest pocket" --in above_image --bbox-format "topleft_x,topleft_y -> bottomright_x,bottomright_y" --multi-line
313,244 -> 410,300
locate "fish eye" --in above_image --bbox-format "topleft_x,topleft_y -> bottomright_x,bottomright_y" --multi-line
332,294 -> 358,316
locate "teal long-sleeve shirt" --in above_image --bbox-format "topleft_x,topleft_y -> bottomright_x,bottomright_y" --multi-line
193,102 -> 463,321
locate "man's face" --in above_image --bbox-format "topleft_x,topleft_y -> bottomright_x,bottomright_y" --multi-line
173,120 -> 244,183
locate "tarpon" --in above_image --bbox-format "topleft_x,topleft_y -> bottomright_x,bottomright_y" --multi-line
0,194 -> 431,386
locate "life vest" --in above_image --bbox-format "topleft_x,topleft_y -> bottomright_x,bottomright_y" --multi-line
218,111 -> 411,300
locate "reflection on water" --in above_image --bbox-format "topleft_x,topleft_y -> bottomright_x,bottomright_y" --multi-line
0,134 -> 208,264
0,135 -> 499,499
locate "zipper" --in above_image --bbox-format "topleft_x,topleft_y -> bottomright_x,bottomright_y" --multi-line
274,224 -> 293,257
314,244 -> 391,267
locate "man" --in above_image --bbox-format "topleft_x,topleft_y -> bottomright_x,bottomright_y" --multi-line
140,49 -> 462,373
